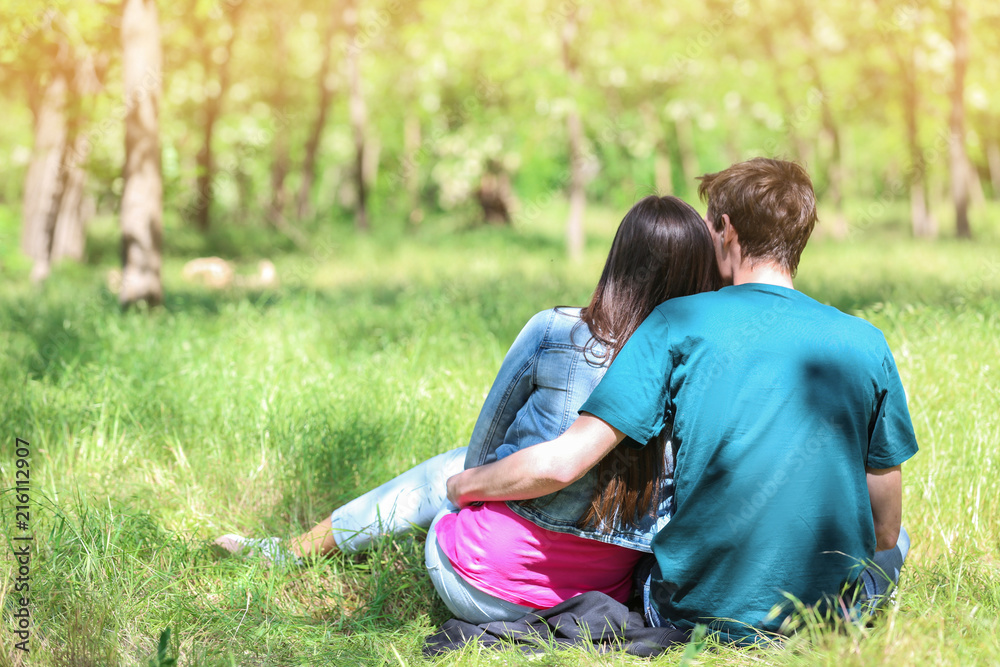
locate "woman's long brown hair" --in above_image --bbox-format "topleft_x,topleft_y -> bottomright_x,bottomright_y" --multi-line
576,195 -> 720,531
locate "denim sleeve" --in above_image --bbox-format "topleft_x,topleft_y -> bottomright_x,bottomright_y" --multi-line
463,310 -> 549,469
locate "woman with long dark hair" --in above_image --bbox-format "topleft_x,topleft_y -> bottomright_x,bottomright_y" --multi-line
215,195 -> 720,622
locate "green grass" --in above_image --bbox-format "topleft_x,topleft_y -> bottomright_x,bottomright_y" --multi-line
1,201 -> 1000,665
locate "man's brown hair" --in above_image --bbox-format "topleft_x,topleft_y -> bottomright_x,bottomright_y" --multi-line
697,158 -> 818,275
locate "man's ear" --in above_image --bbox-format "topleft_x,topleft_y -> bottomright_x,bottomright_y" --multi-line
721,213 -> 737,248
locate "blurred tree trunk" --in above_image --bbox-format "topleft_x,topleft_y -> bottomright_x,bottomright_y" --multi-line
673,115 -> 699,191
803,78 -> 846,239
949,0 -> 971,238
364,135 -> 381,193
654,151 -> 673,196
562,4 -> 584,261
234,148 -> 254,219
345,0 -> 369,232
21,35 -> 99,282
640,102 -> 672,195
21,59 -> 69,283
191,1 -> 241,231
757,25 -> 812,166
119,0 -> 163,308
50,133 -> 90,262
267,16 -> 290,226
476,160 -> 513,225
813,86 -> 847,239
892,36 -> 936,238
987,141 -> 1000,199
404,113 -> 424,228
790,6 -> 847,239
968,157 -> 986,207
297,6 -> 338,219
51,45 -> 101,263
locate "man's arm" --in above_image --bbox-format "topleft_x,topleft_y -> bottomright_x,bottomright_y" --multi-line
866,464 -> 902,551
447,414 -> 623,507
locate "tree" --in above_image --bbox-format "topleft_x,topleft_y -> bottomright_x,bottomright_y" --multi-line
266,13 -> 291,226
19,12 -> 101,283
753,20 -> 813,167
791,3 -> 848,239
345,0 -> 370,232
296,4 -> 340,219
6,0 -> 999,250
189,0 -> 243,231
885,3 -> 937,238
119,0 -> 164,307
21,42 -> 70,283
949,0 -> 971,238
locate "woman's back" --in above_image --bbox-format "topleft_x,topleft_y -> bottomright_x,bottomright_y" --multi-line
464,307 -> 608,467
463,307 -> 671,552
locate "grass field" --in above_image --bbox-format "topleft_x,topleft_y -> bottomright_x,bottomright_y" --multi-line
2,202 -> 1000,665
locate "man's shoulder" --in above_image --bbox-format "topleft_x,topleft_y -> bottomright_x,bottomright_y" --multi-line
652,290 -> 721,315
653,287 -> 893,351
796,294 -> 890,345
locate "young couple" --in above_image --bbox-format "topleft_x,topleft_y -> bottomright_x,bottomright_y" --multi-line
216,158 -> 918,643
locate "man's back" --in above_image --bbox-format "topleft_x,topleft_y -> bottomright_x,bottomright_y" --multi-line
581,284 -> 919,641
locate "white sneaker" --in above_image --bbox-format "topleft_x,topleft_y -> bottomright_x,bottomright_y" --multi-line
212,534 -> 303,566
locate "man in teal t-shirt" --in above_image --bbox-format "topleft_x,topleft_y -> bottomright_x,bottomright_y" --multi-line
578,283 -> 917,641
447,158 -> 918,643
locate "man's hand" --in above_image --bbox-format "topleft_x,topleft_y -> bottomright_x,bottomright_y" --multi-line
866,464 -> 902,551
446,414 -> 624,508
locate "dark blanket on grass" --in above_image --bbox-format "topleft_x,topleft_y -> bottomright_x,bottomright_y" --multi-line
423,591 -> 689,657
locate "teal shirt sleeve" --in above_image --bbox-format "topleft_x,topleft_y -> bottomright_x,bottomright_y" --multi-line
866,346 -> 920,469
579,309 -> 672,447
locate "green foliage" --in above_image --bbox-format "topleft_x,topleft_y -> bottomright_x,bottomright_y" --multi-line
2,0 -> 999,235
148,628 -> 177,667
678,624 -> 708,665
1,207 -> 999,663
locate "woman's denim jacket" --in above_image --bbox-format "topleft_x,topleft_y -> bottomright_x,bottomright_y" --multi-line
463,308 -> 672,553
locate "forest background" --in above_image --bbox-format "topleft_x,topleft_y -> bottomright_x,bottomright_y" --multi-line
1,0 -> 999,665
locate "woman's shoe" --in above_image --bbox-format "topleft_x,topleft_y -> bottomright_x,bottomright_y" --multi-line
212,534 -> 303,566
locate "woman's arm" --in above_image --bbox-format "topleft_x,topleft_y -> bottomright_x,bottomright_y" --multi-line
448,414 -> 623,507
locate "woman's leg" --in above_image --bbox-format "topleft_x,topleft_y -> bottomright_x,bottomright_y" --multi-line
424,506 -> 536,623
215,447 -> 467,560
292,446 -> 468,558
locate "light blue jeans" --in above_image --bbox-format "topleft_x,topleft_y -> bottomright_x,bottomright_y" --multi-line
855,525 -> 911,615
425,507 -> 536,623
642,526 -> 912,627
329,447 -> 467,552
327,445 -> 535,622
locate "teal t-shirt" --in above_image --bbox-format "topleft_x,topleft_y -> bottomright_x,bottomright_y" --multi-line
580,283 -> 919,642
